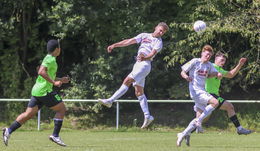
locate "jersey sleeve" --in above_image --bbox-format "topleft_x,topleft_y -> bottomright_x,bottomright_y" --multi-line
181,58 -> 197,72
209,62 -> 218,74
134,33 -> 144,43
41,55 -> 53,68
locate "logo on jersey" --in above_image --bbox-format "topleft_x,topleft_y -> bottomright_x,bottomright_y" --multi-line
197,70 -> 208,76
141,38 -> 152,43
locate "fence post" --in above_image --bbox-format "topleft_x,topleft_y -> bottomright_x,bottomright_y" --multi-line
116,101 -> 119,130
37,110 -> 41,131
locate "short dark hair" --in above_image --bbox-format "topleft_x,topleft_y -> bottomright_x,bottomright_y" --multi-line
47,39 -> 59,53
215,51 -> 228,58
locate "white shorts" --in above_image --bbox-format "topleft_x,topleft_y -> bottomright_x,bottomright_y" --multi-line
128,61 -> 151,87
191,91 -> 213,112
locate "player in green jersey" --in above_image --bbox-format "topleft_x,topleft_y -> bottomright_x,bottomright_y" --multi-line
3,40 -> 70,147
184,51 -> 251,146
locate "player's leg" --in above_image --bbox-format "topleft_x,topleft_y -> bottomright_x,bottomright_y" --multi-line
219,101 -> 252,135
109,76 -> 134,101
134,85 -> 153,128
196,95 -> 219,125
177,118 -> 197,147
3,96 -> 39,146
99,77 -> 133,108
48,92 -> 66,146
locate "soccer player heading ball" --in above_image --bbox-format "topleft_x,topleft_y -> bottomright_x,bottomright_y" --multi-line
99,22 -> 169,128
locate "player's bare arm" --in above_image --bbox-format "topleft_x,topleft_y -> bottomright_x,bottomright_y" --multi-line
181,70 -> 192,82
56,76 -> 70,84
107,38 -> 137,53
225,58 -> 247,78
208,72 -> 223,79
137,50 -> 157,62
38,65 -> 62,87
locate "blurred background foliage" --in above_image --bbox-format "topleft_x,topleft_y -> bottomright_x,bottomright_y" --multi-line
0,0 -> 259,128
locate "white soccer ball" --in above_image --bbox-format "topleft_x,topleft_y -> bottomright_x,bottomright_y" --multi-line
193,20 -> 206,32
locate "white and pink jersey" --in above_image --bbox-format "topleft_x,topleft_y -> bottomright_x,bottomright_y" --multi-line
134,33 -> 163,60
181,58 -> 217,98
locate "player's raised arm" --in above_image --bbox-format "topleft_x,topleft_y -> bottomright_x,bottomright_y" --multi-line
107,38 -> 137,53
224,58 -> 247,78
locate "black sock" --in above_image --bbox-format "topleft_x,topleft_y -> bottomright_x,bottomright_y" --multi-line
52,119 -> 63,137
9,121 -> 21,134
230,115 -> 240,128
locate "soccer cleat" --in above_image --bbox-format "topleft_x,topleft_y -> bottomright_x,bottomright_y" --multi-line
141,116 -> 154,129
176,133 -> 185,147
49,135 -> 66,147
98,99 -> 112,108
2,128 -> 10,146
237,128 -> 252,135
184,135 -> 190,146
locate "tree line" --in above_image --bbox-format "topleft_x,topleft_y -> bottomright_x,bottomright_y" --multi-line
0,0 -> 259,121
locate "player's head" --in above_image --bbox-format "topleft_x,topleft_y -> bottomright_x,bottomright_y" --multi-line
47,39 -> 61,57
201,44 -> 213,62
215,51 -> 228,67
153,22 -> 169,37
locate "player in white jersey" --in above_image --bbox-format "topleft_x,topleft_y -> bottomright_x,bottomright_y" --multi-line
99,22 -> 169,128
177,45 -> 223,147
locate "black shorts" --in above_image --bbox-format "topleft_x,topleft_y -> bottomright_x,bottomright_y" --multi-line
28,91 -> 63,109
210,93 -> 226,110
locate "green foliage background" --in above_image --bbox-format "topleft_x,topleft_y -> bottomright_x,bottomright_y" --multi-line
0,0 -> 259,128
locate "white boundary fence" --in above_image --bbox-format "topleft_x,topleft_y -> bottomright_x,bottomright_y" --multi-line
1,99 -> 260,130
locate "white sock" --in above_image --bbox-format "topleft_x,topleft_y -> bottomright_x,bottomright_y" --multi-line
109,84 -> 129,102
182,118 -> 197,135
198,105 -> 215,123
138,94 -> 150,118
237,126 -> 242,130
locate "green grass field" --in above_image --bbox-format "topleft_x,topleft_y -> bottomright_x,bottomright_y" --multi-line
1,130 -> 260,151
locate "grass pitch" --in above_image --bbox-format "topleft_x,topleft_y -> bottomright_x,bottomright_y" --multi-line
0,130 -> 259,151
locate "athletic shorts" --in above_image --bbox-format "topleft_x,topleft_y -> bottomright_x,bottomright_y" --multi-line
192,91 -> 213,112
210,93 -> 226,109
28,91 -> 63,109
128,61 -> 151,87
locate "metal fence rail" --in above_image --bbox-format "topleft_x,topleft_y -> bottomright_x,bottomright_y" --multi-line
1,99 -> 260,130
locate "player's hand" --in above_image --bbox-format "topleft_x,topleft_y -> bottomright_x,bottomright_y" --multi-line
239,58 -> 247,65
137,53 -> 145,62
185,76 -> 192,82
53,81 -> 62,87
107,45 -> 115,53
217,72 -> 223,80
60,76 -> 70,83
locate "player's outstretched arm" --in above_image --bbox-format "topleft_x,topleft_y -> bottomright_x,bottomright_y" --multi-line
225,58 -> 247,78
38,65 -> 62,87
107,38 -> 137,53
208,72 -> 223,79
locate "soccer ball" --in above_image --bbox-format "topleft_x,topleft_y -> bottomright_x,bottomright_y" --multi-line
193,20 -> 206,32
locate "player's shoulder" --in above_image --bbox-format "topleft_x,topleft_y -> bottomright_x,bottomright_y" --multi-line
191,58 -> 200,63
43,54 -> 56,63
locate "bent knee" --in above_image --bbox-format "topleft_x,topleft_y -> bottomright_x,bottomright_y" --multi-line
226,102 -> 234,111
135,91 -> 143,97
211,99 -> 219,108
